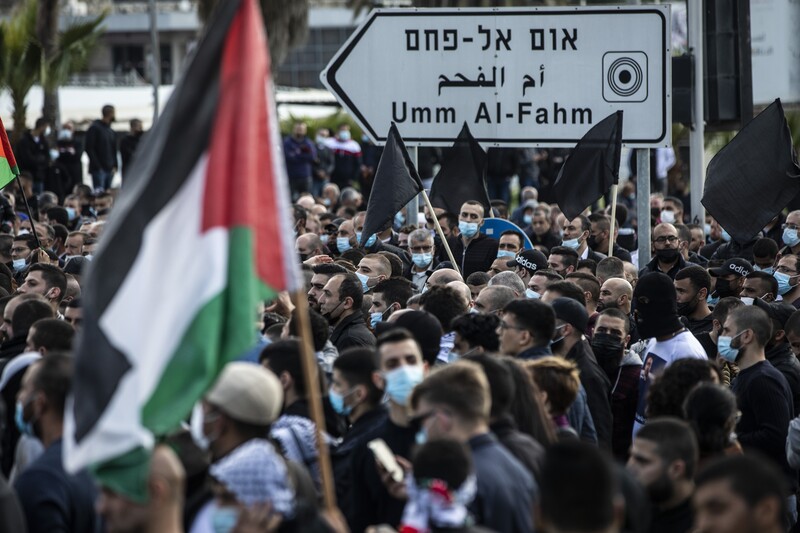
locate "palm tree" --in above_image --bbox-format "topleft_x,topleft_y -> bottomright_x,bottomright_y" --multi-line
197,0 -> 309,74
0,0 -> 104,140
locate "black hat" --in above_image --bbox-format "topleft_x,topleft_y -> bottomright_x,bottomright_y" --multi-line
551,297 -> 589,333
506,249 -> 548,274
709,258 -> 752,278
633,272 -> 683,339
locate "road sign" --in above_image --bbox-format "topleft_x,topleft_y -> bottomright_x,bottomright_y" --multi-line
321,7 -> 671,148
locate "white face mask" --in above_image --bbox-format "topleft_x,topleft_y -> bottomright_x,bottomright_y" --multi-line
190,403 -> 212,451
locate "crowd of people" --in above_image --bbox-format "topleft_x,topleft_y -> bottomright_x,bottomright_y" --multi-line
0,112 -> 799,533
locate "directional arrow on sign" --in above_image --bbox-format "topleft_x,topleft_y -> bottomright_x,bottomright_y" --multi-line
321,7 -> 671,147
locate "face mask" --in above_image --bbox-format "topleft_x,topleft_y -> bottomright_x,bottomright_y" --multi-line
329,388 -> 355,416
659,210 -> 676,224
323,198 -> 332,207
497,250 -> 516,259
339,130 -> 351,141
784,228 -> 800,248
395,212 -> 405,227
298,252 -> 309,262
356,271 -> 372,293
18,229 -> 29,236
591,333 -> 625,377
718,331 -> 746,363
364,234 -> 377,248
58,129 -> 72,141
65,207 -> 77,220
721,229 -> 732,243
587,234 -> 598,250
551,324 -> 568,350
370,311 -> 384,329
384,365 -> 424,405
44,126 -> 52,137
190,403 -> 210,451
412,253 -> 432,269
523,214 -> 533,226
337,237 -> 352,253
713,278 -> 737,298
753,265 -> 774,275
315,136 -> 325,144
469,306 -> 479,314
561,237 -> 580,250
655,248 -> 680,263
525,288 -> 540,299
12,258 -> 26,271
415,427 -> 428,446
458,221 -> 479,239
676,296 -> 699,316
707,294 -> 720,306
212,506 -> 240,533
320,234 -> 329,245
740,297 -> 755,306
15,399 -> 35,437
49,149 -> 59,161
774,271 -> 796,296
704,223 -> 712,236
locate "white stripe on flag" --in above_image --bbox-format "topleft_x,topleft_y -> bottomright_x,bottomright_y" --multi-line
64,154 -> 228,472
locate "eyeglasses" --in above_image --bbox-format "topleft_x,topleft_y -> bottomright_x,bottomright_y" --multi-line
653,235 -> 679,244
498,320 -> 526,331
776,265 -> 798,275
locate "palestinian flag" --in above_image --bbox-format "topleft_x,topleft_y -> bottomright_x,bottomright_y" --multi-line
0,117 -> 19,188
63,0 -> 300,501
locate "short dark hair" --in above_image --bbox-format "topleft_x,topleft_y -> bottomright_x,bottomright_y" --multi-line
663,196 -> 684,211
451,313 -> 500,352
635,417 -> 699,479
311,263 -> 348,276
675,265 -> 711,293
464,353 -> 514,418
12,298 -> 54,337
28,263 -> 67,303
674,224 -> 691,244
333,347 -> 383,405
695,455 -> 788,518
545,280 -> 587,306
647,358 -> 721,419
566,272 -> 600,302
744,271 -> 779,298
711,296 -> 744,324
596,256 -> 625,280
465,271 -> 490,286
377,251 -> 403,278
32,352 -> 72,417
372,278 -> 414,310
575,259 -> 597,276
597,308 -> 630,333
539,441 -> 617,531
437,212 -> 458,231
549,246 -> 579,269
729,306 -> 772,347
335,273 -> 363,310
502,299 -> 556,345
499,230 -> 524,248
30,318 -> 74,352
684,384 -> 739,456
288,308 -> 329,352
259,339 -> 306,396
410,361 -> 490,423
13,233 -> 37,251
412,440 -> 472,490
45,207 -> 69,228
418,285 -> 468,331
753,237 -> 779,259
340,248 -> 365,265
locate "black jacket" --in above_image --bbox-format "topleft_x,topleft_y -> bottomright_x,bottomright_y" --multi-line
15,132 -> 49,183
330,312 -> 375,352
441,233 -> 498,278
766,342 -> 800,416
490,416 -> 545,481
84,119 -> 117,172
639,253 -> 692,280
565,339 -> 613,450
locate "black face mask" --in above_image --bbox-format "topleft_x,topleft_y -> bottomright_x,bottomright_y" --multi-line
714,278 -> 737,298
591,333 -> 625,378
655,248 -> 680,264
587,234 -> 598,250
677,293 -> 700,316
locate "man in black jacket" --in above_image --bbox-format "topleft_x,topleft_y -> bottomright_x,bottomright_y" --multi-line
319,272 -> 375,352
441,201 -> 498,278
15,118 -> 50,194
757,299 -> 800,416
84,105 -> 117,191
550,296 -> 613,450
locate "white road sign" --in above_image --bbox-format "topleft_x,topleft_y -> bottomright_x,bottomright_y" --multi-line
321,6 -> 671,147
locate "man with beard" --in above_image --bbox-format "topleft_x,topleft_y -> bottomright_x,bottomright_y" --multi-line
709,258 -> 752,303
588,213 -> 631,262
307,263 -> 347,312
639,223 -> 691,280
627,418 -> 698,533
632,273 -> 707,434
591,308 -> 642,461
674,266 -> 713,337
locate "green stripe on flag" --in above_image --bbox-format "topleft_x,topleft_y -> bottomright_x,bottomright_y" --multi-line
91,445 -> 151,504
0,158 -> 17,189
142,227 -> 276,434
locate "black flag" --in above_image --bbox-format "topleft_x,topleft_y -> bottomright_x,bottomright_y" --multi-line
553,111 -> 623,220
702,99 -> 800,244
359,123 -> 423,246
429,122 -> 491,215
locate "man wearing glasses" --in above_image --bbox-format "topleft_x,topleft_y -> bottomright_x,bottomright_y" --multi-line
639,223 -> 692,280
403,228 -> 438,293
780,210 -> 800,256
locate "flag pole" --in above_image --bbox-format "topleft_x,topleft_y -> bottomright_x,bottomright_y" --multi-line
608,183 -> 619,257
420,189 -> 460,276
14,178 -> 42,250
291,290 -> 337,511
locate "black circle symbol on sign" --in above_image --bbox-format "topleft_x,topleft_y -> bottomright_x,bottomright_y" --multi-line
607,57 -> 643,98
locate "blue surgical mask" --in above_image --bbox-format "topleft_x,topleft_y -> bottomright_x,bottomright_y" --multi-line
12,258 -> 26,271
753,265 -> 774,275
364,234 -> 377,248
329,388 -> 354,416
370,311 -> 383,329
458,221 -> 479,239
412,253 -> 432,269
395,212 -> 405,227
320,234 -> 329,245
784,228 -> 800,248
212,506 -> 240,533
497,250 -> 516,259
721,229 -> 732,243
415,427 -> 428,446
561,237 -> 580,250
525,288 -> 540,299
704,223 -> 712,236
15,400 -> 34,437
65,207 -> 76,220
339,130 -> 351,141
707,294 -> 720,306
337,237 -> 352,253
523,214 -> 533,226
774,271 -> 796,296
356,271 -> 371,293
384,365 -> 424,405
717,331 -> 745,363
